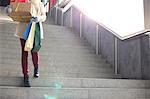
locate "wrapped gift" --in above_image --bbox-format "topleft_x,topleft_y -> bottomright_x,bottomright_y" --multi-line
9,2 -> 32,22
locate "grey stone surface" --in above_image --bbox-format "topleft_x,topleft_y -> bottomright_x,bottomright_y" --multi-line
51,7 -> 56,21
57,9 -> 62,25
98,25 -> 115,67
0,76 -> 149,88
82,15 -> 97,50
0,86 -> 149,99
63,8 -> 71,27
89,88 -> 149,99
72,6 -> 80,35
0,86 -> 89,99
140,35 -> 150,79
45,12 -> 55,25
118,38 -> 142,79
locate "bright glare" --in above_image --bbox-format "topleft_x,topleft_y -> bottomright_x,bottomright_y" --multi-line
44,94 -> 57,99
55,82 -> 62,89
72,0 -> 145,37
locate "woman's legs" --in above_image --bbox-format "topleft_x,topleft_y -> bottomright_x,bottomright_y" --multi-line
20,38 -> 30,87
20,38 -> 39,74
20,38 -> 39,85
31,52 -> 39,77
20,38 -> 28,75
31,52 -> 38,68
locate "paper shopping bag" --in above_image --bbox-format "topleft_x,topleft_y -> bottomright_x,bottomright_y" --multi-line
32,23 -> 41,52
23,20 -> 32,40
24,22 -> 36,51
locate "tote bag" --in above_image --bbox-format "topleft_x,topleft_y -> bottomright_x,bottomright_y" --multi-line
32,23 -> 41,52
23,20 -> 32,40
24,22 -> 36,51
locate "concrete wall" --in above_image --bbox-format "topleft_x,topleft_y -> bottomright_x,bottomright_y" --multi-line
72,6 -> 80,35
82,15 -> 97,50
51,7 -> 56,21
51,6 -> 150,79
57,9 -> 62,25
98,25 -> 115,68
118,38 -> 142,79
140,35 -> 150,79
63,8 -> 71,27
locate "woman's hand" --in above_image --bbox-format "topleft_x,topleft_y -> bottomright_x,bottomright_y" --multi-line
31,16 -> 40,23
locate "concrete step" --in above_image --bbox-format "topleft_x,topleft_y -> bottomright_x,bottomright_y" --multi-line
0,42 -> 94,53
0,76 -> 149,88
0,49 -> 101,59
0,69 -> 120,78
1,63 -> 113,74
43,31 -> 80,38
43,24 -> 71,30
0,38 -> 92,49
0,49 -> 96,58
0,58 -> 111,69
0,43 -> 95,54
0,56 -> 110,68
0,40 -> 94,53
0,50 -> 99,61
0,86 -> 149,99
0,53 -> 108,65
0,33 -> 80,39
0,57 -> 114,74
0,23 -> 65,30
0,44 -> 93,54
0,24 -> 72,34
0,37 -> 90,48
0,30 -> 76,36
0,52 -> 106,62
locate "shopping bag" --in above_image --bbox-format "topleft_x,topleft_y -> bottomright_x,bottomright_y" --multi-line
24,22 -> 36,51
32,23 -> 41,52
23,20 -> 32,40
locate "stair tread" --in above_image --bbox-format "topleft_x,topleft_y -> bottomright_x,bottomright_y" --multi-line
0,76 -> 149,88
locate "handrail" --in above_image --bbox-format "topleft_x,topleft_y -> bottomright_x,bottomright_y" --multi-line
56,0 -> 73,13
54,2 -> 150,40
96,20 -> 150,40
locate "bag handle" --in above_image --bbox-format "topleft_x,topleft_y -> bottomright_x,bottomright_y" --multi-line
15,2 -> 20,12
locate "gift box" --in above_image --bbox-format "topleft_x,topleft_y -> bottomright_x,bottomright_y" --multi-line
9,2 -> 32,22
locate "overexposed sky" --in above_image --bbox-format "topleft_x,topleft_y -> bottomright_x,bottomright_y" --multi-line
72,0 -> 145,37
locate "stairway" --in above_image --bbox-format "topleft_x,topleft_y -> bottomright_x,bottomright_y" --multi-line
0,11 -> 150,99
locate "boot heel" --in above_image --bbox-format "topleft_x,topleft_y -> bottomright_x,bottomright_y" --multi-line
34,67 -> 39,78
24,74 -> 31,87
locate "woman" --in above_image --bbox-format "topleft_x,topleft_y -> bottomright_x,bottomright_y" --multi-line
15,0 -> 46,87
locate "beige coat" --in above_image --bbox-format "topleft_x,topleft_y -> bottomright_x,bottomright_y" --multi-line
15,2 -> 46,39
